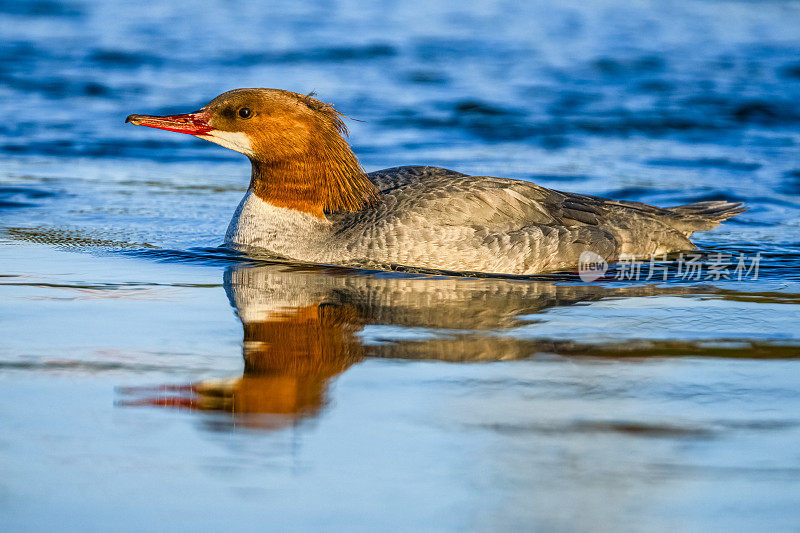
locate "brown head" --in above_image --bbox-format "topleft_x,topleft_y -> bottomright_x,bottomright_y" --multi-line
126,88 -> 379,217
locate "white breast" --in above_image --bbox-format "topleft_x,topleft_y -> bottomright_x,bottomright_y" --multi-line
224,190 -> 333,261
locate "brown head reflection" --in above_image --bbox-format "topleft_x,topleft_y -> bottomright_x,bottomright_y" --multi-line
233,302 -> 364,415
121,270 -> 366,428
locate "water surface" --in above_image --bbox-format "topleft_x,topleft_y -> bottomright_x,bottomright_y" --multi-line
2,0 -> 800,530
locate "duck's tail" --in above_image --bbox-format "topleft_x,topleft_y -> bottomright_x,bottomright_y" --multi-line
667,200 -> 747,236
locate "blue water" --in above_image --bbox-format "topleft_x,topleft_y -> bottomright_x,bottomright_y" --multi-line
2,0 -> 800,531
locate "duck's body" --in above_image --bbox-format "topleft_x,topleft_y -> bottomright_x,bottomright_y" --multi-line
226,165 -> 742,274
127,88 -> 744,275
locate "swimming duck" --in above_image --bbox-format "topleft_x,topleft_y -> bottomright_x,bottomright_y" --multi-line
126,88 -> 744,274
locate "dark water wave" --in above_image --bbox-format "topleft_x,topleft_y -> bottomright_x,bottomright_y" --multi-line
118,245 -> 800,284
1,3 -> 798,161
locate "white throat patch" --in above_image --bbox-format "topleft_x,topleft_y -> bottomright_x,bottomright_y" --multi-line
198,130 -> 254,157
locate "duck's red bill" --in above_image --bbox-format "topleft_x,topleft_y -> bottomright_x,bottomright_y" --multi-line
125,111 -> 212,135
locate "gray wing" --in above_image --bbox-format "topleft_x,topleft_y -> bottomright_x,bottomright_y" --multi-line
329,166 -> 708,273
363,166 -> 606,228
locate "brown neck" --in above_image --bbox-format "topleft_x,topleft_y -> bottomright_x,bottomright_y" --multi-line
249,136 -> 379,218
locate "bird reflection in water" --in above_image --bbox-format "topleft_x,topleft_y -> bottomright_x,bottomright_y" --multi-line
120,262 -> 727,429
122,266 -> 369,428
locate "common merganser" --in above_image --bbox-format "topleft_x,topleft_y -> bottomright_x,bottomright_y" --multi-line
126,88 -> 745,275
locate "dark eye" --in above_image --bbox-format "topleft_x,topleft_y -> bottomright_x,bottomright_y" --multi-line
238,107 -> 252,119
